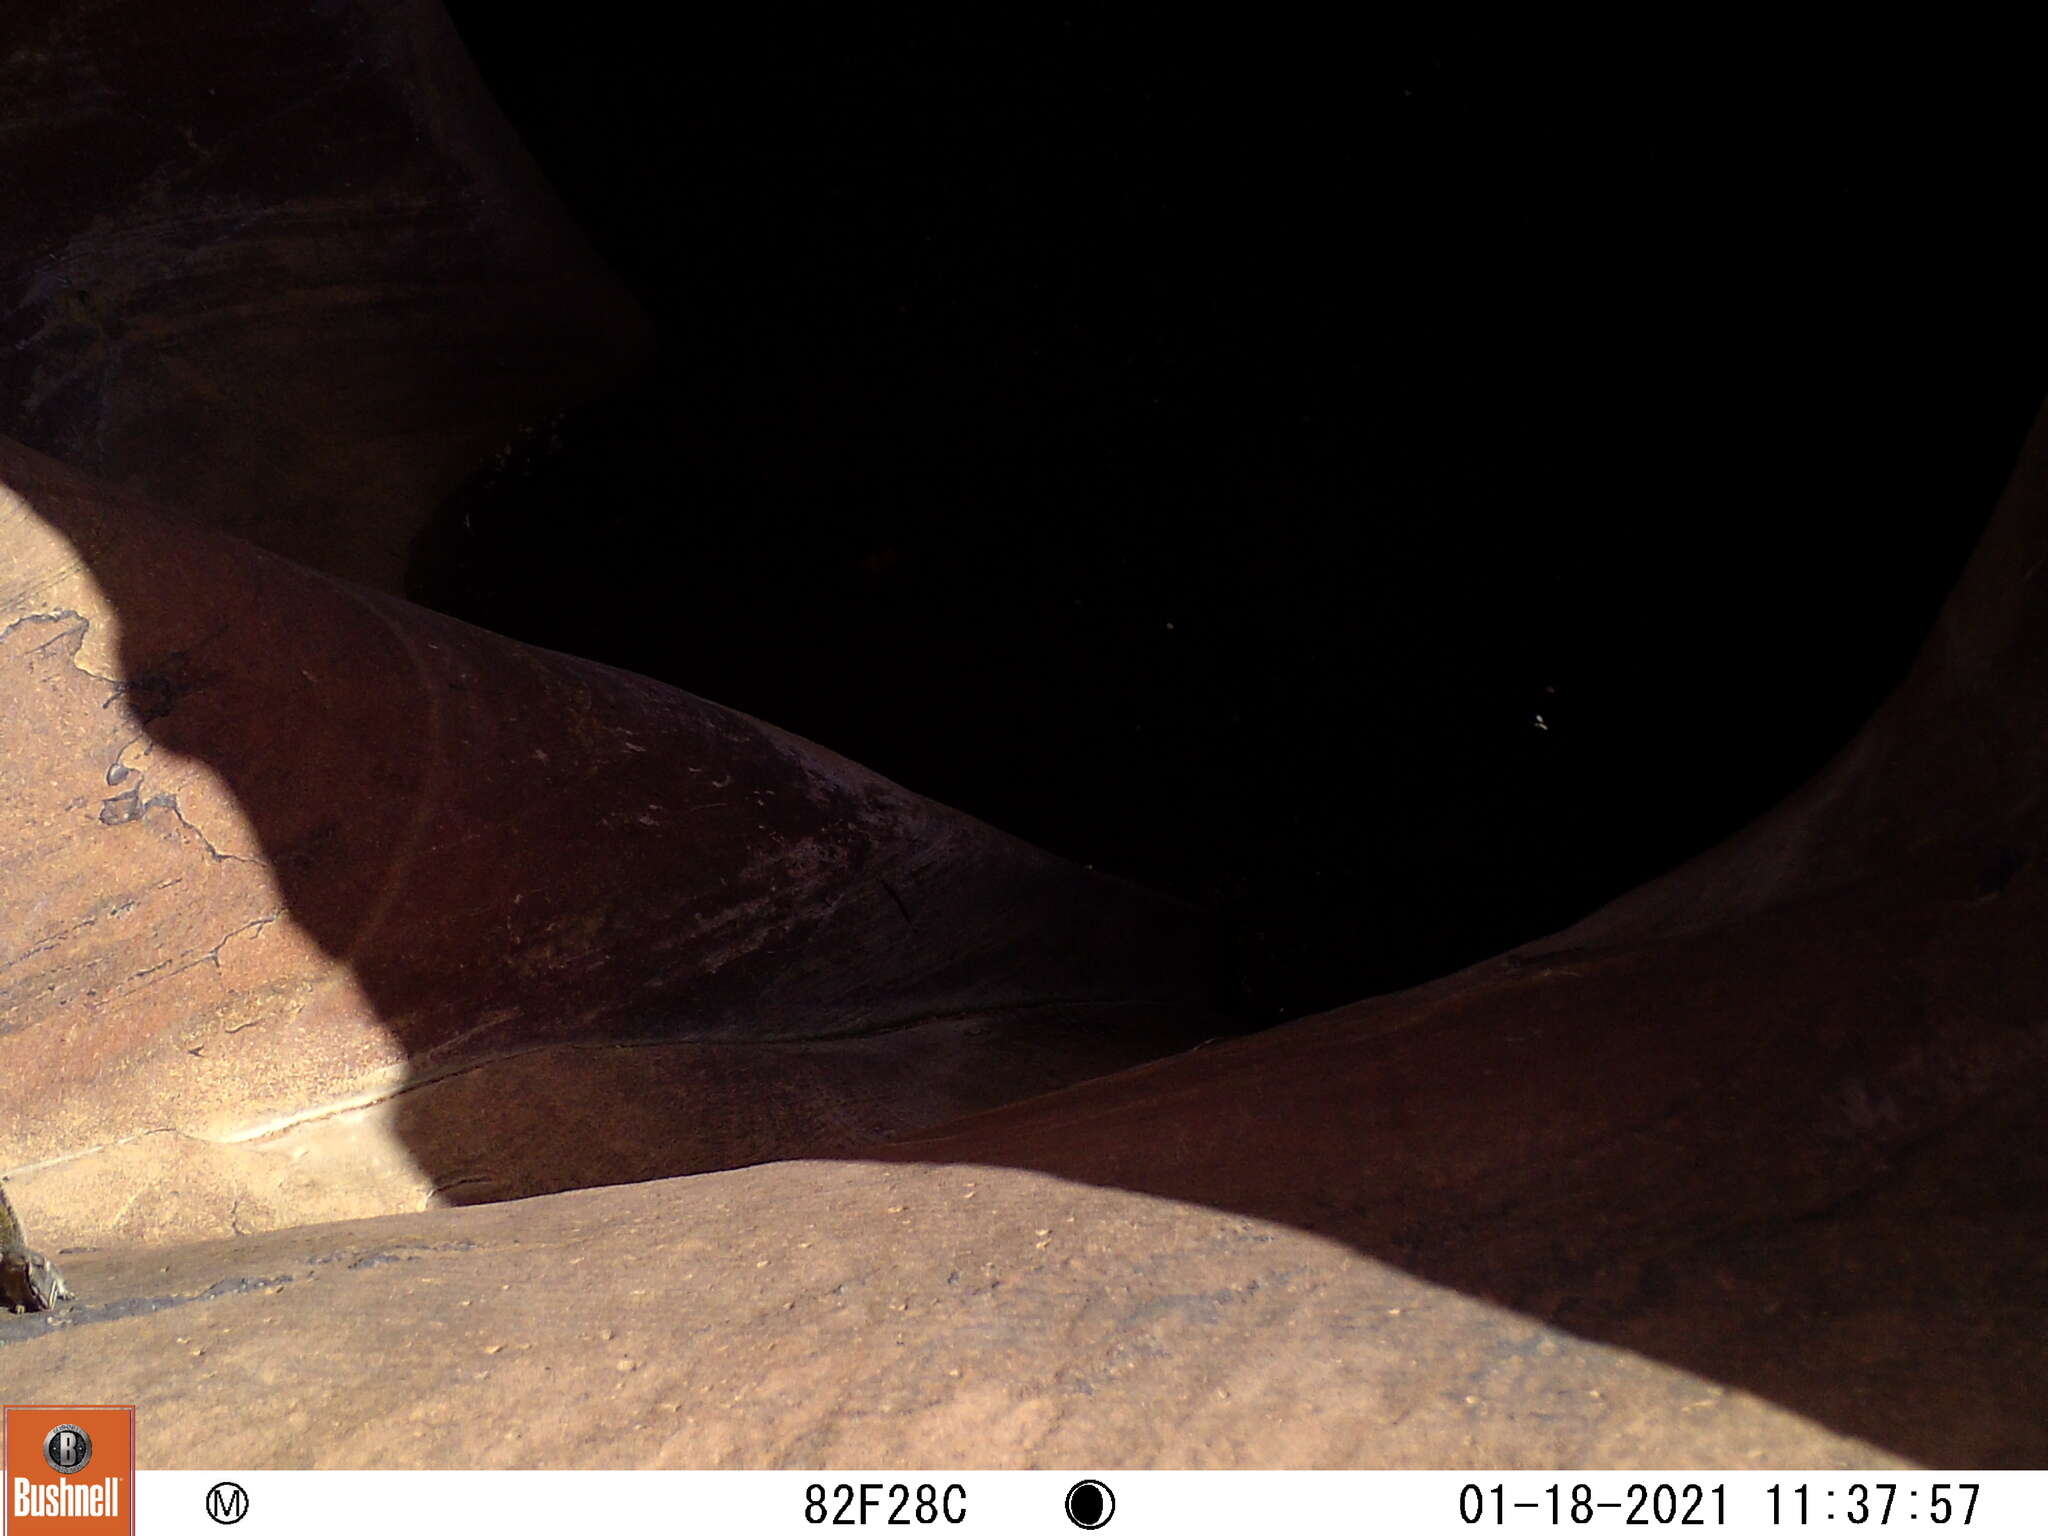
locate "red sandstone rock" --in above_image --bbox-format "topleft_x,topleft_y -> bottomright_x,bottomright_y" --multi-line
878,400 -> 2048,1467
0,1161 -> 1911,1468
4,404 -> 2041,1468
1,2 -> 2040,1468
0,437 -> 1220,1248
0,0 -> 650,591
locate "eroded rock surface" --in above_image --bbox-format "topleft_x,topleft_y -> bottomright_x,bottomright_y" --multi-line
0,0 -> 650,590
1,3 -> 2042,1472
876,402 -> 2048,1467
7,407 -> 2044,1468
0,438 -> 1221,1248
0,1162 -> 1908,1469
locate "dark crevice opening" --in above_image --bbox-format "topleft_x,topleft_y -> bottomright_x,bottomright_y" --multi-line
415,18 -> 2046,1026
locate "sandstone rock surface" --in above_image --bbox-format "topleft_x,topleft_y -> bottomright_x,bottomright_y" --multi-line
0,437 -> 1220,1249
1,3 -> 2042,1472
5,407 -> 2044,1468
0,1161 -> 1911,1469
0,0 -> 650,590
876,401 -> 2048,1467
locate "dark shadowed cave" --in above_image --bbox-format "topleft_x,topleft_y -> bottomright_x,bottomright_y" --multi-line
6,13 -> 2048,1469
413,20 -> 2044,1022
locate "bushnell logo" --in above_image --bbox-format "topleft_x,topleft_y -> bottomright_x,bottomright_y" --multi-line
40,1425 -> 91,1477
4,1404 -> 135,1534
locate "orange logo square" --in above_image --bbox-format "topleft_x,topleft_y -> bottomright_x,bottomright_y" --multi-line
2,1407 -> 135,1536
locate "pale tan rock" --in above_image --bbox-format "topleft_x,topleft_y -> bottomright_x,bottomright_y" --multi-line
0,1161 -> 1907,1469
0,0 -> 651,591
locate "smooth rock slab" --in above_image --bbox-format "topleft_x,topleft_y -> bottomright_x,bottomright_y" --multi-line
0,1161 -> 1904,1469
0,437 -> 1220,1247
877,400 -> 2048,1468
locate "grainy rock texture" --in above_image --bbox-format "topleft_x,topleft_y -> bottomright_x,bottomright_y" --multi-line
4,405 -> 2045,1468
0,0 -> 650,590
0,2 -> 2041,1471
0,1162 -> 1908,1469
876,402 -> 2048,1468
0,437 -> 1220,1248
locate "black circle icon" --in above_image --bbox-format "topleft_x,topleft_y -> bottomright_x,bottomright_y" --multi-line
1065,1479 -> 1116,1529
42,1424 -> 91,1475
206,1481 -> 250,1524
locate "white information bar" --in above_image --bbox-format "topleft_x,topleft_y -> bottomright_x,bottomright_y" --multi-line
123,1470 -> 2041,1535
